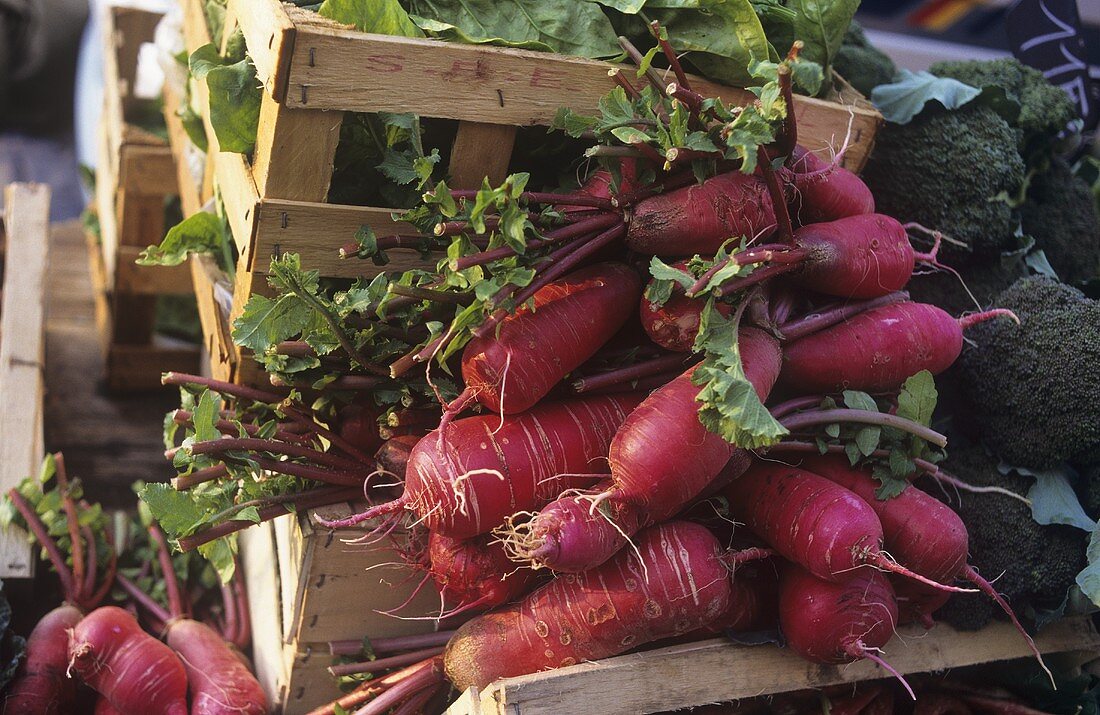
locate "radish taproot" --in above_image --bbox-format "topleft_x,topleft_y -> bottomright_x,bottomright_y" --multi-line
165,619 -> 266,715
504,327 -> 781,572
778,564 -> 912,697
68,606 -> 189,715
316,394 -> 643,538
780,303 -> 1018,393
456,262 -> 641,416
723,461 -> 975,593
444,521 -> 733,691
422,532 -> 541,618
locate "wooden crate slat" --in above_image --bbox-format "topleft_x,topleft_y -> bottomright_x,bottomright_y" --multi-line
231,0 -> 296,99
449,122 -> 518,190
0,183 -> 50,578
105,341 -> 200,391
189,254 -> 236,382
214,152 -> 260,261
118,144 -> 178,197
246,11 -> 879,170
251,91 -> 343,202
450,618 -> 1100,715
182,0 -> 214,54
239,521 -> 285,703
162,79 -> 205,217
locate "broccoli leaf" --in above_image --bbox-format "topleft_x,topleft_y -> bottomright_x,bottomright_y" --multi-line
871,69 -> 982,125
692,300 -> 788,449
1074,524 -> 1100,607
1014,465 -> 1098,532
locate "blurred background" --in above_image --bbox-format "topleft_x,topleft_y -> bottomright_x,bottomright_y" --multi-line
0,0 -> 1097,221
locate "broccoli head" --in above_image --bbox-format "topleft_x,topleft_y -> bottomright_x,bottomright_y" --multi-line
862,104 -> 1026,260
926,444 -> 1087,631
957,277 -> 1100,469
929,58 -> 1077,153
1020,158 -> 1100,284
833,22 -> 896,97
906,248 -> 1029,316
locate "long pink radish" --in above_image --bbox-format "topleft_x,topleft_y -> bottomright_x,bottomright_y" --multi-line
444,521 -> 732,690
316,394 -> 643,538
625,171 -> 777,256
458,262 -> 641,415
780,302 -> 1018,392
785,145 -> 875,224
422,532 -> 540,618
505,327 -> 781,572
1,605 -> 83,715
723,461 -> 975,593
166,619 -> 266,715
68,606 -> 189,715
779,564 -> 913,697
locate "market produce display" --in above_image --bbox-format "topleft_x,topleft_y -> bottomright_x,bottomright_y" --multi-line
2,1 -> 1099,713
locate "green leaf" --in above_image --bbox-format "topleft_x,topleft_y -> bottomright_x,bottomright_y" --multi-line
871,69 -> 982,125
232,294 -> 313,354
648,257 -> 695,292
896,371 -> 937,427
551,107 -> 598,138
610,126 -> 652,145
410,16 -> 555,51
788,0 -> 858,71
139,483 -> 211,538
204,59 -> 262,153
650,0 -> 770,87
855,426 -> 881,457
197,536 -> 238,583
1024,467 -> 1097,532
841,390 -> 877,413
692,301 -> 788,448
237,506 -> 262,523
138,212 -> 223,267
404,0 -> 620,58
317,0 -> 424,37
191,390 -> 223,444
1075,524 -> 1100,607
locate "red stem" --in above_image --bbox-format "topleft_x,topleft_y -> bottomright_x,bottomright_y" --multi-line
758,147 -> 793,244
717,261 -> 801,297
609,68 -> 643,101
80,525 -> 97,603
7,489 -> 76,599
776,64 -> 796,160
175,410 -> 314,446
312,496 -> 406,531
116,572 -> 173,625
177,486 -> 361,552
651,20 -> 690,90
451,212 -> 620,271
351,656 -> 444,715
232,563 -> 251,649
162,372 -> 287,404
150,525 -> 187,620
390,684 -> 443,715
328,646 -> 445,677
779,408 -> 947,448
329,631 -> 455,656
172,463 -> 230,491
250,457 -> 365,487
177,437 -> 363,473
963,565 -> 1053,686
280,406 -> 374,464
83,542 -> 117,611
778,292 -> 910,341
572,353 -> 695,393
219,579 -> 238,645
52,454 -> 85,602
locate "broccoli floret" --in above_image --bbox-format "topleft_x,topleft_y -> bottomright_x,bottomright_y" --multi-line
1020,158 -> 1100,284
833,22 -> 896,97
925,445 -> 1086,630
929,58 -> 1077,153
957,277 -> 1100,468
862,104 -> 1026,260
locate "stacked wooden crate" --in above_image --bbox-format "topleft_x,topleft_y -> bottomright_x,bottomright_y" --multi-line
94,4 -> 199,390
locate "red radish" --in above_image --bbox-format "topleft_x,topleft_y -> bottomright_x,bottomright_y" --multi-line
798,454 -> 1052,680
3,457 -> 117,715
316,394 -> 643,539
639,261 -> 732,351
457,262 -> 641,415
165,619 -> 266,715
422,532 -> 540,618
444,521 -> 732,691
337,400 -> 383,454
780,302 -> 1018,393
785,145 -> 875,224
1,605 -> 83,714
778,564 -> 912,696
561,162 -> 639,211
68,606 -> 189,715
94,698 -> 122,715
723,461 -> 974,593
625,171 -> 777,256
506,328 -> 781,572
700,557 -> 780,634
375,434 -> 421,479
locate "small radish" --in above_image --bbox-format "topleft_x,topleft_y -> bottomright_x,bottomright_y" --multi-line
784,145 -> 875,224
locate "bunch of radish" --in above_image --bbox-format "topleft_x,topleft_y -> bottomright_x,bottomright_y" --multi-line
0,454 -> 266,715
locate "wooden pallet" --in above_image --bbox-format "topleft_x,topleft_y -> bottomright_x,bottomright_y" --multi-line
95,4 -> 199,391
445,617 -> 1100,715
180,0 -> 882,385
0,184 -> 50,578
240,501 -> 444,714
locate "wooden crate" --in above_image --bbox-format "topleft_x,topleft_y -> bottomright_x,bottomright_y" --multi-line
445,617 -> 1100,715
95,4 -> 199,390
180,0 -> 882,384
0,184 -> 50,578
240,501 -> 445,714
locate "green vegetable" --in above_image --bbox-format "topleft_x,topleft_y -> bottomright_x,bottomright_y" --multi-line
1020,157 -> 1100,285
138,211 -> 235,275
831,20 -> 895,97
957,277 -> 1100,470
930,445 -> 1086,631
188,42 -> 262,154
862,103 -> 1026,259
870,69 -> 982,125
